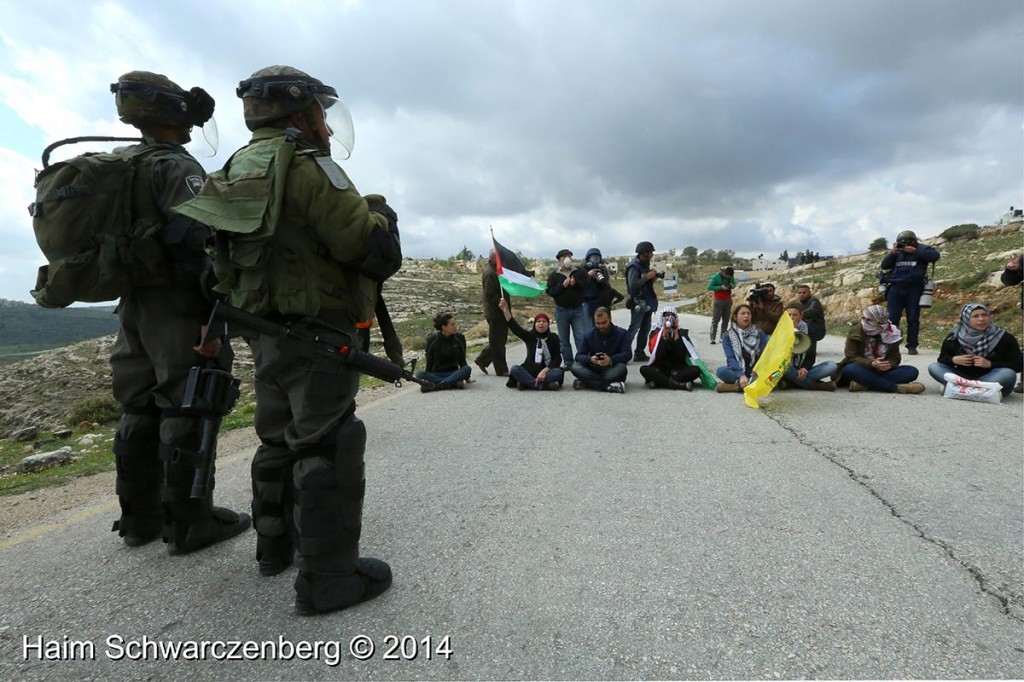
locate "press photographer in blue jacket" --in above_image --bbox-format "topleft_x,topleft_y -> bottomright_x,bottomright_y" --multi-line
879,230 -> 940,355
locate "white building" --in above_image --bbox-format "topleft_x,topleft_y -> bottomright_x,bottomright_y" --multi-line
997,206 -> 1023,226
750,257 -> 788,271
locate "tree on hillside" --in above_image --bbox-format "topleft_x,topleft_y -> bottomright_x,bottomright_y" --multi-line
779,249 -> 789,261
698,248 -> 717,264
682,246 -> 698,264
454,246 -> 475,261
868,237 -> 888,251
716,249 -> 735,263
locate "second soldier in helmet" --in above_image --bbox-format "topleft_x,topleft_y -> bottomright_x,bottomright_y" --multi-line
178,66 -> 400,615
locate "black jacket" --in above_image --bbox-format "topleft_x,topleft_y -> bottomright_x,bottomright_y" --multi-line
937,331 -> 1022,380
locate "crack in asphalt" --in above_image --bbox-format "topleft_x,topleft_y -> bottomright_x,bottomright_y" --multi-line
761,407 -> 1023,624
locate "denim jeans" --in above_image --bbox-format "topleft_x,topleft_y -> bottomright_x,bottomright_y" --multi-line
927,363 -> 1017,396
886,282 -> 924,349
509,365 -> 565,389
627,307 -> 653,354
570,362 -> 627,390
783,361 -> 838,389
554,304 -> 588,367
416,365 -> 472,388
715,366 -> 749,384
840,363 -> 919,392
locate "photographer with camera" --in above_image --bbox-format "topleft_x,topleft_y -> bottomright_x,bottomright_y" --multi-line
546,249 -> 591,369
707,265 -> 736,344
880,229 -> 940,355
581,247 -> 622,313
639,307 -> 701,391
626,241 -> 662,361
748,282 -> 784,334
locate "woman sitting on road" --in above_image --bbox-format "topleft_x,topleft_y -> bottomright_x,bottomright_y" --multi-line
498,299 -> 564,390
715,304 -> 768,393
927,303 -> 1022,397
416,312 -> 474,392
837,304 -> 925,394
780,302 -> 838,391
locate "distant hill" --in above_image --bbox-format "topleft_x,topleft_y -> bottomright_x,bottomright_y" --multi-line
0,299 -> 119,356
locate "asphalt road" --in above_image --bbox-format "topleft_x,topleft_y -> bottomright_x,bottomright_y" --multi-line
1,306 -> 1022,680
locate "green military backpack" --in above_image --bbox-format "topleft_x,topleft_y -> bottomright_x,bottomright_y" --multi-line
28,136 -> 174,308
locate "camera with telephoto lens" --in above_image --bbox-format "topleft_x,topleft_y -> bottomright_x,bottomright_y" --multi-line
747,286 -> 773,305
895,239 -> 908,250
586,261 -> 607,282
656,271 -> 666,279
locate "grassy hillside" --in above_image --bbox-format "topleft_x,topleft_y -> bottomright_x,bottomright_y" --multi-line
0,300 -> 119,363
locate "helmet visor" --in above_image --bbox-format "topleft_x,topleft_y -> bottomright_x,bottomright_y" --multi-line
319,95 -> 354,160
186,116 -> 218,157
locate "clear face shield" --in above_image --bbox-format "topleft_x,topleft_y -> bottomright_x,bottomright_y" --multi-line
315,93 -> 354,160
185,117 -> 218,157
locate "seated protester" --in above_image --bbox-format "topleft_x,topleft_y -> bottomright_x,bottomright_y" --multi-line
416,312 -> 473,392
639,306 -> 701,391
715,303 -> 768,393
571,306 -> 631,394
927,303 -> 1022,397
498,299 -> 564,390
837,305 -> 925,394
797,284 -> 827,341
780,301 -> 838,391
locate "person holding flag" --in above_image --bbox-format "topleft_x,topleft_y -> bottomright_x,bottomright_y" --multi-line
715,304 -> 768,393
742,305 -> 798,408
474,234 -> 546,376
639,307 -> 701,391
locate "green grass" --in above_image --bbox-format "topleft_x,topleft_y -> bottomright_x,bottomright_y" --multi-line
0,426 -> 117,496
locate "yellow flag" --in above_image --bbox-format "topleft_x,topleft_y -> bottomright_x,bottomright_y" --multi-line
743,312 -> 795,409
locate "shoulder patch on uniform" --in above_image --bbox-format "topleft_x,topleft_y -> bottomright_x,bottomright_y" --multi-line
185,175 -> 204,196
315,156 -> 350,190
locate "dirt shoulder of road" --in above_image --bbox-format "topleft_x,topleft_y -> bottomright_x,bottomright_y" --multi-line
0,382 -> 404,538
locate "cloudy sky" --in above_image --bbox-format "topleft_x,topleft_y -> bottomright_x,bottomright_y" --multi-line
1,0 -> 1021,303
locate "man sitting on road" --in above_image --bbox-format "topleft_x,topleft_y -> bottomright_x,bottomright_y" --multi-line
571,307 -> 631,393
797,284 -> 826,341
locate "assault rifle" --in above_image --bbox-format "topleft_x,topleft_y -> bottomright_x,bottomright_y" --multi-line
202,300 -> 433,389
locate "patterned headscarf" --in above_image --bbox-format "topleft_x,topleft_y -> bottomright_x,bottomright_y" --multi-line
860,305 -> 902,344
727,321 -> 763,372
953,303 -> 1004,358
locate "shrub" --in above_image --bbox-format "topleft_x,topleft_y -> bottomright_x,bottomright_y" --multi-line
940,224 -> 980,241
68,396 -> 121,426
869,237 -> 888,251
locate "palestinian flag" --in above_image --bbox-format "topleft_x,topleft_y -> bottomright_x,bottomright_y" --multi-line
492,234 -> 545,297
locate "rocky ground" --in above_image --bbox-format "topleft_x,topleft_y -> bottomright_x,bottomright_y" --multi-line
0,381 -> 403,537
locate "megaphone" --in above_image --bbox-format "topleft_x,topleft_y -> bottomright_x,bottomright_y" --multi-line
793,331 -> 812,355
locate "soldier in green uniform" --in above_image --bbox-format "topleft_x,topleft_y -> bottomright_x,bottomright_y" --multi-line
177,66 -> 399,615
108,71 -> 251,553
